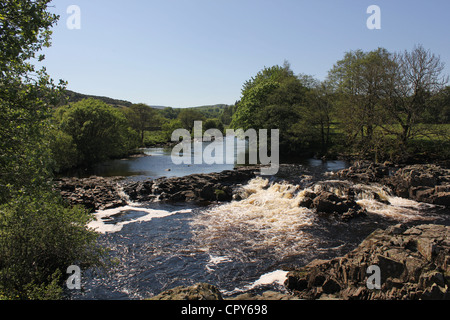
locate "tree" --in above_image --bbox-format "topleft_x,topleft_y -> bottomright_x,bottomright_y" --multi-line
58,98 -> 138,166
125,103 -> 161,146
328,48 -> 394,153
177,109 -> 206,132
220,105 -> 234,125
160,107 -> 180,120
0,0 -> 106,299
231,63 -> 309,153
383,45 -> 449,145
203,118 -> 224,133
0,0 -> 65,202
301,78 -> 335,154
426,86 -> 450,124
0,191 -> 106,299
328,45 -> 449,161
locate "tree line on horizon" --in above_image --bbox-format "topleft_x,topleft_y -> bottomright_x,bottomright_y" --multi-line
49,44 -> 450,173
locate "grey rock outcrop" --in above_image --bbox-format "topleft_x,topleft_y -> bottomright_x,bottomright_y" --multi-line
123,167 -> 259,204
385,165 -> 450,206
336,162 -> 450,206
285,224 -> 450,300
55,176 -> 126,211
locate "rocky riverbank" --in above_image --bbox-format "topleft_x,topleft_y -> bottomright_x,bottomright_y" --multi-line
285,224 -> 450,300
54,176 -> 127,211
336,161 -> 450,206
123,167 -> 259,203
55,162 -> 450,212
149,224 -> 450,300
54,167 -> 260,210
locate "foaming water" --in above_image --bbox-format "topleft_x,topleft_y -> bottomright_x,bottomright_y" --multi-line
191,177 -> 317,257
72,175 -> 449,300
358,196 -> 442,223
89,205 -> 193,234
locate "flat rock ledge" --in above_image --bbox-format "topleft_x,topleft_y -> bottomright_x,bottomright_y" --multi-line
54,167 -> 260,210
123,167 -> 259,204
148,283 -> 298,301
149,283 -> 224,301
54,176 -> 127,211
285,224 -> 450,300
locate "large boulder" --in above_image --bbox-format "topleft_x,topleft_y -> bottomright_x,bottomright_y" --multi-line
298,184 -> 367,221
336,161 -> 391,183
384,165 -> 450,206
149,283 -> 223,300
54,176 -> 127,211
285,224 -> 450,300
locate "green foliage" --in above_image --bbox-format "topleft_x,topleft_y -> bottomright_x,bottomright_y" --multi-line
220,105 -> 234,125
328,45 -> 449,161
0,1 -> 107,300
231,63 -> 311,153
160,107 -> 180,120
0,0 -> 65,203
0,190 -> 107,300
55,98 -> 140,167
48,127 -> 78,173
190,105 -> 227,119
177,109 -> 206,131
203,118 -> 224,133
125,103 -> 161,146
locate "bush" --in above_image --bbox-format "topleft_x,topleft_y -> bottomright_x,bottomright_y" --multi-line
0,191 -> 107,300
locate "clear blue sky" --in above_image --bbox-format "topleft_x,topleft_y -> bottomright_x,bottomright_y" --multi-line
42,0 -> 450,108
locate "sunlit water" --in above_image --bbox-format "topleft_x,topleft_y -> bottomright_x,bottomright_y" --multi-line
68,145 -> 450,300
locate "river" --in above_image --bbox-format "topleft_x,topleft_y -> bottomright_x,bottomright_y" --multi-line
68,140 -> 450,300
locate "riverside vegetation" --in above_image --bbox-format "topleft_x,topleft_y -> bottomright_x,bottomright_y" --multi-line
0,0 -> 449,300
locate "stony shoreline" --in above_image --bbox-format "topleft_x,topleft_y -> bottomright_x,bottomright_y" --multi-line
54,167 -> 260,211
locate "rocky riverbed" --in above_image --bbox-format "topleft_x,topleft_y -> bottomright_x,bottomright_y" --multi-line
54,167 -> 259,210
55,161 -> 450,300
150,224 -> 450,300
55,162 -> 450,212
285,223 -> 450,300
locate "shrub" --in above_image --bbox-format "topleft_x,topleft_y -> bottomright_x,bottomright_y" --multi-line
0,191 -> 107,300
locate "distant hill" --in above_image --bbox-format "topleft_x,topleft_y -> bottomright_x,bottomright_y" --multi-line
63,90 -> 134,108
62,90 -> 229,113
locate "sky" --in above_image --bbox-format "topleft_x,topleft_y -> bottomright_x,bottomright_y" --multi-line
41,0 -> 450,108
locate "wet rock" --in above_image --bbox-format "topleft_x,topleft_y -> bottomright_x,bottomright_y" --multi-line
336,162 -> 450,207
385,165 -> 450,206
124,167 -> 259,204
336,161 -> 391,183
298,188 -> 367,221
230,291 -> 300,300
54,176 -> 126,211
285,224 -> 450,300
149,283 -> 223,300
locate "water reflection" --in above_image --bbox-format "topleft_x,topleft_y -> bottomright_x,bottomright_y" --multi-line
64,136 -> 349,180
71,136 -> 248,179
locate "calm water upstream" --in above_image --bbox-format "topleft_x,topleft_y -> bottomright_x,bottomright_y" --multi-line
68,140 -> 450,300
